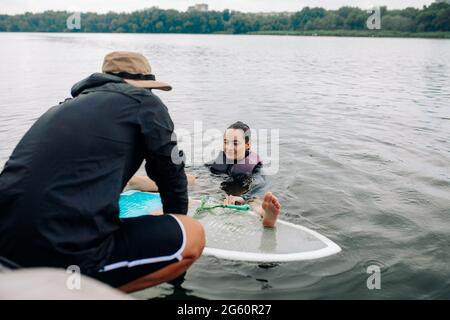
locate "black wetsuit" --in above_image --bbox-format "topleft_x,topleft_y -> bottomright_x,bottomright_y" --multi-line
207,151 -> 267,200
0,73 -> 188,275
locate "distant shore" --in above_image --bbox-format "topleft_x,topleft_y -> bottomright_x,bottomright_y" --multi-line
1,3 -> 449,39
248,30 -> 450,39
1,30 -> 450,40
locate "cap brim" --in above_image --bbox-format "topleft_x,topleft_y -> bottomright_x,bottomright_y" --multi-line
124,79 -> 172,91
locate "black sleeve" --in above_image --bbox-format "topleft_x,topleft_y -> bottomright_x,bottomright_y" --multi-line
137,96 -> 188,214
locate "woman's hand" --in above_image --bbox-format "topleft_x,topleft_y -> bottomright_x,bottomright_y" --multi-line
224,195 -> 245,205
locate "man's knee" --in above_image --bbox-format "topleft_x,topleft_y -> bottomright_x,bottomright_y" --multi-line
173,215 -> 205,260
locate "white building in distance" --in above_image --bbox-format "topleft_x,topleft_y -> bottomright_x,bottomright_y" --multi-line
187,4 -> 209,12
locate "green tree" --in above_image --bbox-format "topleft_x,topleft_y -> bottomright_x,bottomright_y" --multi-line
0,4 -> 448,34
382,15 -> 414,31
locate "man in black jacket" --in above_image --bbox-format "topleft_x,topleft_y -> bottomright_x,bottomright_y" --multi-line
0,51 -> 204,293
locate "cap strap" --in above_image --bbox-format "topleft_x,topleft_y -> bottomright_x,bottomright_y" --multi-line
107,72 -> 156,81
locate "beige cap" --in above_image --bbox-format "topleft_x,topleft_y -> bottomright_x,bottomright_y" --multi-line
102,51 -> 172,91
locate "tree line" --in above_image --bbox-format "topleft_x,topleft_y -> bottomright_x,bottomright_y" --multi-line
0,2 -> 449,34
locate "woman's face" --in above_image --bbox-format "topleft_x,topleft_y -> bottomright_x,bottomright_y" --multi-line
223,129 -> 249,161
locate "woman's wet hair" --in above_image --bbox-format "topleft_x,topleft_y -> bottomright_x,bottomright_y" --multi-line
227,121 -> 251,143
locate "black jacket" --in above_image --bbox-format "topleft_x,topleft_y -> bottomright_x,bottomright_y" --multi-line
0,73 -> 188,274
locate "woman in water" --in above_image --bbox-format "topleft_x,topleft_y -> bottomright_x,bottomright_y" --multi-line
126,121 -> 281,227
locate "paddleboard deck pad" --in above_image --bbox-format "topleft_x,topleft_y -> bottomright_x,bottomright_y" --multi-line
119,191 -> 341,262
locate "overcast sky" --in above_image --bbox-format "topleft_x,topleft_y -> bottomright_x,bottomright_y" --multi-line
0,0 -> 436,14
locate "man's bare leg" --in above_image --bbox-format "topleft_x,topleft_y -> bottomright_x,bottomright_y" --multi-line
124,176 -> 159,192
118,215 -> 205,293
125,175 -> 196,192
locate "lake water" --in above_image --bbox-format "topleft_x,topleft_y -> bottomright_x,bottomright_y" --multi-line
0,33 -> 449,299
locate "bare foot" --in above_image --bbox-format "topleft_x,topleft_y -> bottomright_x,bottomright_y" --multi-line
261,192 -> 281,228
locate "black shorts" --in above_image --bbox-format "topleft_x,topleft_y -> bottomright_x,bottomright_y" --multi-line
91,214 -> 186,288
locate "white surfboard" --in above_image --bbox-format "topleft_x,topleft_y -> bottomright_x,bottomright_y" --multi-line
119,191 -> 341,263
